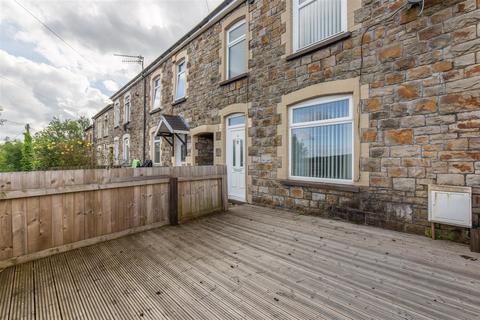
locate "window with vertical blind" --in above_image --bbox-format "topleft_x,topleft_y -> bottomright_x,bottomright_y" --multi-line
293,0 -> 347,51
289,95 -> 353,182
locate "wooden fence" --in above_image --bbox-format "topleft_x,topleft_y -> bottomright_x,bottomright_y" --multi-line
0,165 -> 227,268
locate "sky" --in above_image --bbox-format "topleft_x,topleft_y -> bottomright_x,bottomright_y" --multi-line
0,0 -> 224,142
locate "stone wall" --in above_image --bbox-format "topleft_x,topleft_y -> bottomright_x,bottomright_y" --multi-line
92,0 -> 480,242
93,107 -> 114,166
244,0 -> 479,242
196,134 -> 215,165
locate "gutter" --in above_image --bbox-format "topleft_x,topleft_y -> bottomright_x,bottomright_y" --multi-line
92,104 -> 113,120
110,0 -> 244,101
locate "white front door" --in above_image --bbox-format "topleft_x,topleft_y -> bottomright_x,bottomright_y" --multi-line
226,114 -> 246,202
175,134 -> 187,166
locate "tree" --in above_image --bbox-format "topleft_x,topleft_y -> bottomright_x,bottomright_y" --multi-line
33,117 -> 94,170
0,139 -> 24,172
21,124 -> 34,171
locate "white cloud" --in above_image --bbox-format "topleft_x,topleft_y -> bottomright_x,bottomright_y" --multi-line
0,50 -> 109,141
103,80 -> 119,92
0,0 -> 224,142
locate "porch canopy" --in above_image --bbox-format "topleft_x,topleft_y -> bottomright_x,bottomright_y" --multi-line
154,114 -> 189,146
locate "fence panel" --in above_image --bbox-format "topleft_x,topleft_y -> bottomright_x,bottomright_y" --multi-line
0,165 -> 227,267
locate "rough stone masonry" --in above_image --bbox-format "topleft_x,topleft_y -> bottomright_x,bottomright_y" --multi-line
92,0 -> 480,243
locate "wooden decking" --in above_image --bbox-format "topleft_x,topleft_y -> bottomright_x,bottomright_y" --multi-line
1,204 -> 479,320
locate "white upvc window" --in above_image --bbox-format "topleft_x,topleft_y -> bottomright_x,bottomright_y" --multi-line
152,77 -> 161,110
96,146 -> 102,165
122,135 -> 130,163
96,120 -> 102,139
289,95 -> 353,183
114,101 -> 120,127
293,0 -> 347,51
113,137 -> 119,163
226,19 -> 247,79
175,61 -> 186,100
103,114 -> 108,137
124,93 -> 131,124
153,134 -> 161,165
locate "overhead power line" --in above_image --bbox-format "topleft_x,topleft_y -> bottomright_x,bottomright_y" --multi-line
13,0 -> 92,65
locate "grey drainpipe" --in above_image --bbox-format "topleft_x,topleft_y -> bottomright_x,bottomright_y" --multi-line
142,73 -> 147,162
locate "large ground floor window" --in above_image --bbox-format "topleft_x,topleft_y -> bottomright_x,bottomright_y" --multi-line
289,95 -> 353,183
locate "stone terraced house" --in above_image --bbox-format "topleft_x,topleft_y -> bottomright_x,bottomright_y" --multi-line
90,0 -> 480,242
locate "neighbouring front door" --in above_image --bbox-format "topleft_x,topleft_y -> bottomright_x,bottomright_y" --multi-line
175,134 -> 187,166
226,114 -> 246,202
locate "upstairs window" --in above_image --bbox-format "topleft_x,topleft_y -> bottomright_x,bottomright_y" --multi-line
114,101 -> 120,127
293,0 -> 346,51
227,20 -> 247,79
96,121 -> 102,139
289,95 -> 353,183
152,77 -> 161,110
103,115 -> 108,137
175,61 -> 186,100
124,94 -> 131,124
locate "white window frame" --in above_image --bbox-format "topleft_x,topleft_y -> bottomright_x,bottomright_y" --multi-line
292,0 -> 347,52
103,114 -> 108,137
96,120 -> 102,139
114,101 -> 120,127
122,135 -> 130,163
226,19 -> 247,79
175,134 -> 187,166
124,93 -> 131,124
288,94 -> 354,184
152,77 -> 161,111
96,146 -> 103,165
175,60 -> 186,100
152,134 -> 161,165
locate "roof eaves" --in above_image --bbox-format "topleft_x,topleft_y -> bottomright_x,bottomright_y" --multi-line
92,104 -> 113,119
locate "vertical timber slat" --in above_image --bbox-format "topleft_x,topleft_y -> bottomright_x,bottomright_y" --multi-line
169,177 -> 178,225
0,165 -> 226,266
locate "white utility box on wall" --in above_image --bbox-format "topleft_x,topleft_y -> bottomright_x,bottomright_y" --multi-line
428,185 -> 472,228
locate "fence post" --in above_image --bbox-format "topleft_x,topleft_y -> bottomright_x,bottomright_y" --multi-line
221,167 -> 229,212
471,228 -> 480,253
169,177 -> 179,225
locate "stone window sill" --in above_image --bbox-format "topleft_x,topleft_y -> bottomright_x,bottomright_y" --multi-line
150,108 -> 162,115
219,73 -> 248,86
279,179 -> 360,193
285,32 -> 352,61
172,97 -> 187,106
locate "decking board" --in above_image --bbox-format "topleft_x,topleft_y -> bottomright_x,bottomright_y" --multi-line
0,204 -> 479,320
